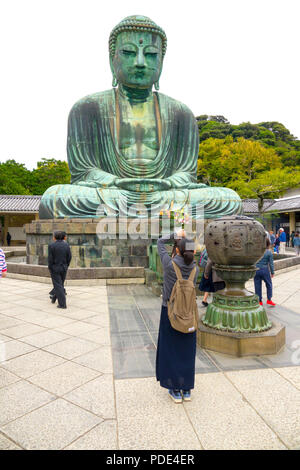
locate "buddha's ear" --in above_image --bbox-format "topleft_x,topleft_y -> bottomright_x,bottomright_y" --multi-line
154,60 -> 163,91
109,55 -> 118,87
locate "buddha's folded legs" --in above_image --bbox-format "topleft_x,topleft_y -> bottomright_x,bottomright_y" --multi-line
39,184 -> 242,219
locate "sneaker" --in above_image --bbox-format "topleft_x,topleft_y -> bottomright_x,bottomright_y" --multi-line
168,389 -> 182,404
267,300 -> 276,307
182,390 -> 191,401
259,301 -> 263,306
202,301 -> 208,307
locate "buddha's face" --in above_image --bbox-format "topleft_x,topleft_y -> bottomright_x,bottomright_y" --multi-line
111,31 -> 163,89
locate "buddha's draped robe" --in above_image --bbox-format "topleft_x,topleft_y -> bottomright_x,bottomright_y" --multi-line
39,89 -> 242,218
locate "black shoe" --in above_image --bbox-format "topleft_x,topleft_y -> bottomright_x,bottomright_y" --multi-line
50,296 -> 57,304
57,305 -> 67,309
202,301 -> 208,307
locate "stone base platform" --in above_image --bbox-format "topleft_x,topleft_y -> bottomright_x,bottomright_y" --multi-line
25,218 -> 161,268
7,260 -> 144,282
197,315 -> 286,357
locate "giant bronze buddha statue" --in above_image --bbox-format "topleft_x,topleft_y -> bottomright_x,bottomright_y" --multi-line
39,15 -> 242,219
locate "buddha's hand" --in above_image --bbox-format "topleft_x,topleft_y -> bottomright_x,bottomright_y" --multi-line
114,178 -> 172,192
187,182 -> 207,189
76,181 -> 99,188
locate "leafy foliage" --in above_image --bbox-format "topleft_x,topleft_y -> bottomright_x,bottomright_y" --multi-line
196,116 -> 300,167
0,158 -> 70,195
197,136 -> 300,212
197,117 -> 300,212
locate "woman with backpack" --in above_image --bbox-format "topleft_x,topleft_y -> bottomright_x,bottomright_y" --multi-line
156,230 -> 199,404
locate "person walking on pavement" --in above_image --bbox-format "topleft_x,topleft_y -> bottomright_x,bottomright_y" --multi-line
156,229 -> 199,404
293,232 -> 300,256
279,228 -> 286,254
48,231 -> 72,309
254,239 -> 276,307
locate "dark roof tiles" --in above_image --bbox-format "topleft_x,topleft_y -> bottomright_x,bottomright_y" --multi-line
242,199 -> 275,214
264,196 -> 300,213
0,195 -> 41,212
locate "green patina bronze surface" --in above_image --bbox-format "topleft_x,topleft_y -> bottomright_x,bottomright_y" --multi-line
39,15 -> 242,219
202,292 -> 272,333
202,216 -> 273,333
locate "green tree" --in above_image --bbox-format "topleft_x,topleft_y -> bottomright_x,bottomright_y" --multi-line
29,158 -> 71,194
197,137 -> 281,186
0,160 -> 31,194
197,136 -> 300,216
231,168 -> 300,215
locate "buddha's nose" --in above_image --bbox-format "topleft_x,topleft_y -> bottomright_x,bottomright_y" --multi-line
136,49 -> 146,68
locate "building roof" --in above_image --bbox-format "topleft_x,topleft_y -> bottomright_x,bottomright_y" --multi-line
0,195 -> 41,212
242,199 -> 275,214
264,195 -> 300,213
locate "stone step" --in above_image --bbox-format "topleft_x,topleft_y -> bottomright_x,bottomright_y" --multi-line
6,262 -> 144,280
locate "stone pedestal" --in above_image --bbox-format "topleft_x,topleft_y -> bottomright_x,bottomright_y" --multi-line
25,217 -> 202,268
197,315 -> 285,357
25,218 -> 159,268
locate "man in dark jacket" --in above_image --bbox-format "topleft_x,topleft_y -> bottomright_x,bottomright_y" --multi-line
48,231 -> 72,309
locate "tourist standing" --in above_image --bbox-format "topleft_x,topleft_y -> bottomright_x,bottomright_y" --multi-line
0,248 -> 7,279
254,239 -> 276,307
291,231 -> 295,248
48,231 -> 72,309
269,231 -> 275,247
203,258 -> 226,292
156,230 -> 199,403
286,231 -> 290,247
274,234 -> 280,254
293,232 -> 300,256
6,232 -> 11,247
198,247 -> 211,307
279,228 -> 286,254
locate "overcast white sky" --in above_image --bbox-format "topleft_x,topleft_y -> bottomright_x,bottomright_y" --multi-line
1,0 -> 299,169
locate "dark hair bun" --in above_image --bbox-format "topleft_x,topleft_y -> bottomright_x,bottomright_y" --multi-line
183,251 -> 194,265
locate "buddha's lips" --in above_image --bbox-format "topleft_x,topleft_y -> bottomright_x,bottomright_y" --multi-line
134,71 -> 146,78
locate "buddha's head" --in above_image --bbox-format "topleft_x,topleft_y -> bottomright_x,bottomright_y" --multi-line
109,15 -> 167,90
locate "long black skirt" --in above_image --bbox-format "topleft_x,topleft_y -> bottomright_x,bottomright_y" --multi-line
156,305 -> 196,390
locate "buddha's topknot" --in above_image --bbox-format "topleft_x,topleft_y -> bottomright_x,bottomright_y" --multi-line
109,15 -> 167,58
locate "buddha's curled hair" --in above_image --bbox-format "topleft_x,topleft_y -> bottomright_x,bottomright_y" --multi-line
109,15 -> 167,58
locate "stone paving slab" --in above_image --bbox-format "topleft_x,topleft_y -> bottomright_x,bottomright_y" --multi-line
1,349 -> 65,379
227,368 -> 300,449
0,432 -> 22,450
0,380 -> 55,426
115,377 -> 202,450
64,420 -> 118,450
185,372 -> 287,450
28,361 -> 100,396
1,398 -> 102,450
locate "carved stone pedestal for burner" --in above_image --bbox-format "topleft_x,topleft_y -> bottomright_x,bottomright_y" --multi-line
198,216 -> 285,357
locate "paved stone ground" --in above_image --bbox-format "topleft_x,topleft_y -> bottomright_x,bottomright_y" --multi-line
0,269 -> 300,450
